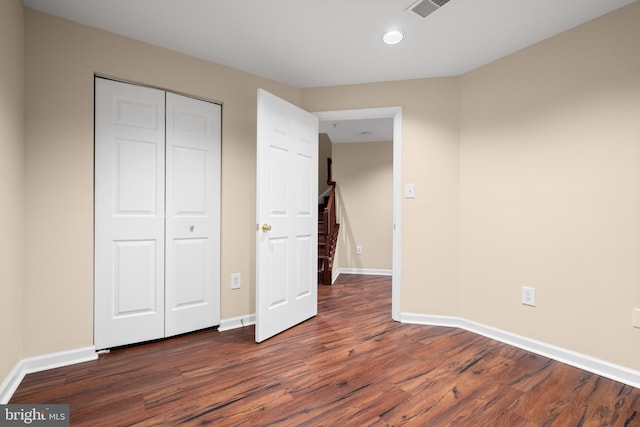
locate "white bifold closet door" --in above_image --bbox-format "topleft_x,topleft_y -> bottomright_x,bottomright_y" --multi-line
94,78 -> 221,350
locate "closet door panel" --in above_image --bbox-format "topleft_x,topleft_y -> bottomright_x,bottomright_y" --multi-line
94,78 -> 166,350
165,92 -> 221,337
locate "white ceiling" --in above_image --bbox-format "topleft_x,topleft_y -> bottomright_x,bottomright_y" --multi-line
23,0 -> 636,88
22,0 -> 636,143
319,118 -> 394,143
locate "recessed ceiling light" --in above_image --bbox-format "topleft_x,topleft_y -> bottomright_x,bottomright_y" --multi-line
382,30 -> 405,45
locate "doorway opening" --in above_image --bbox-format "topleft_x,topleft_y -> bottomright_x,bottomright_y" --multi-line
314,107 -> 402,321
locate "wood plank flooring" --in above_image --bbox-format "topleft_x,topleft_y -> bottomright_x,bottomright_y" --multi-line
11,275 -> 640,426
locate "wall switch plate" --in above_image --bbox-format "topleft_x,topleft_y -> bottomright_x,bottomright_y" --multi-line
633,308 -> 640,329
521,287 -> 536,306
356,246 -> 363,255
405,183 -> 415,199
231,273 -> 241,290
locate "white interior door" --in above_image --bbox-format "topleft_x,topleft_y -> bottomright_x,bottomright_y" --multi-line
165,92 -> 221,337
256,89 -> 318,343
95,78 -> 166,349
95,78 -> 221,349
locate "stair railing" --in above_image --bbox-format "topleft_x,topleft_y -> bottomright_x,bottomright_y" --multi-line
320,180 -> 338,286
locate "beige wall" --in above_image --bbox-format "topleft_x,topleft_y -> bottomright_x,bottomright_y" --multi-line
0,0 -> 25,387
459,3 -> 640,369
333,141 -> 392,271
302,79 -> 461,316
23,9 -> 301,358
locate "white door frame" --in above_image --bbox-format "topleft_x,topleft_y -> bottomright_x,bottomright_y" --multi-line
313,107 -> 402,321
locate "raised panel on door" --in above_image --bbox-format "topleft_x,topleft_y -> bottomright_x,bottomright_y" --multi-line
113,240 -> 158,315
256,89 -> 318,343
294,147 -> 315,300
266,236 -> 289,309
94,78 -> 165,350
165,92 -> 221,337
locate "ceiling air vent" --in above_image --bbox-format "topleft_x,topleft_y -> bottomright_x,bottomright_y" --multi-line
407,0 -> 450,19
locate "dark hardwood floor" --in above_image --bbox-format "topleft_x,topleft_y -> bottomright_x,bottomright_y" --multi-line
11,275 -> 640,426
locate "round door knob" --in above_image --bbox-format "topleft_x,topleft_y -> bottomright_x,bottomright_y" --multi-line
261,224 -> 272,232
190,225 -> 195,232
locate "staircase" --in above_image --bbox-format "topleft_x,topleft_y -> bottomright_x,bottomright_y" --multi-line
318,180 -> 339,286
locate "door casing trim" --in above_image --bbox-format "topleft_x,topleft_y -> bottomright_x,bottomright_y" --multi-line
313,107 -> 402,321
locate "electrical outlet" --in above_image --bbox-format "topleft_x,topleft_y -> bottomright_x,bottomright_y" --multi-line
633,308 -> 640,329
356,246 -> 363,255
231,273 -> 241,290
521,287 -> 536,307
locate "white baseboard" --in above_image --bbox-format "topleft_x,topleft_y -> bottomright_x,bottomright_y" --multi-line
0,346 -> 97,404
400,312 -> 640,390
335,268 -> 392,278
331,269 -> 340,284
9,311 -> 635,403
218,314 -> 256,332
